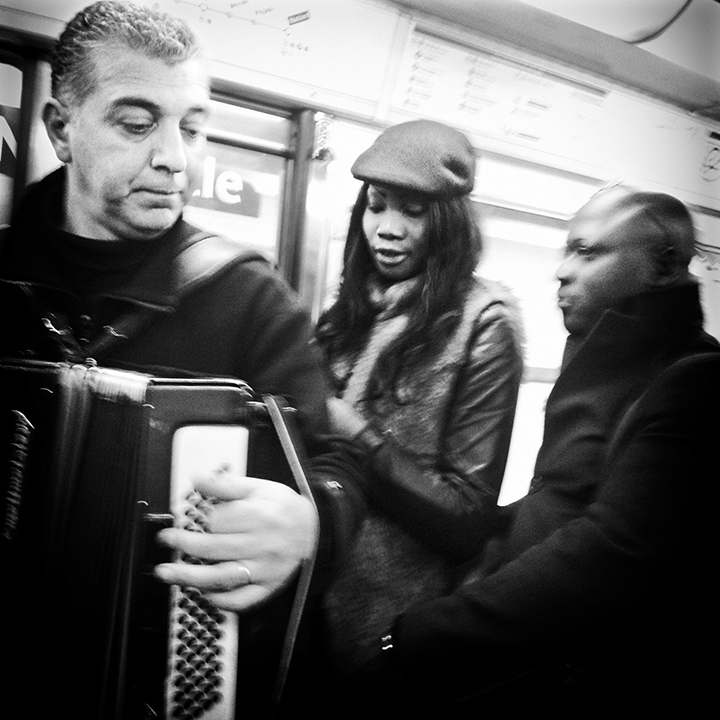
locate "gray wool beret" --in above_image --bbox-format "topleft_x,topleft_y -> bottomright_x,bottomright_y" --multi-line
351,120 -> 476,197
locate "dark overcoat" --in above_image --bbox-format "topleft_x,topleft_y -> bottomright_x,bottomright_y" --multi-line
390,282 -> 720,716
0,168 -> 366,719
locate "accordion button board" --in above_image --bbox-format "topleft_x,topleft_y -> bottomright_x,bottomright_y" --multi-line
166,425 -> 248,719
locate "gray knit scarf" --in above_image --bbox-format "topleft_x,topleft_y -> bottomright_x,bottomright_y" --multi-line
333,274 -> 422,411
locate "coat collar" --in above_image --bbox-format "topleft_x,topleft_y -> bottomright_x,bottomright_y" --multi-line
531,282 -> 708,497
559,282 -> 705,378
546,282 -> 708,435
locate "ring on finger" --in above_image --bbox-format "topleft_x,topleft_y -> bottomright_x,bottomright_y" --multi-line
235,563 -> 252,587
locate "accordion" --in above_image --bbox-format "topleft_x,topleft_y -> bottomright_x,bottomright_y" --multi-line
1,358 -> 315,719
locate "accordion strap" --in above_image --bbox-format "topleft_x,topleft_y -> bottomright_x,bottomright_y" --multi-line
263,394 -> 319,710
87,232 -> 263,358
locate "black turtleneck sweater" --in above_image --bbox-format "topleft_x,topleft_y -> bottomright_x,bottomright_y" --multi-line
1,167 -> 183,344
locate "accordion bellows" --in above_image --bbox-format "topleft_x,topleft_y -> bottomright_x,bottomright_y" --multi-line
1,359 -> 313,719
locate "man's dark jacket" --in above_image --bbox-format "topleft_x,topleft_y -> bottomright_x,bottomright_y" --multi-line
0,169 -> 366,718
387,281 -> 720,716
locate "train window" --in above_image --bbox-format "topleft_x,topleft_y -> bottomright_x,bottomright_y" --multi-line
183,100 -> 292,261
692,211 -> 720,341
0,58 -> 22,225
204,101 -> 291,148
184,142 -> 287,259
476,206 -> 566,504
308,119 -> 378,313
475,154 -> 598,218
476,205 -> 567,373
22,60 -> 58,187
472,155 -> 600,374
0,52 -> 56,194
470,161 -> 600,503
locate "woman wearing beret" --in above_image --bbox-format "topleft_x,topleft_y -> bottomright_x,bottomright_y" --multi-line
315,120 -> 524,685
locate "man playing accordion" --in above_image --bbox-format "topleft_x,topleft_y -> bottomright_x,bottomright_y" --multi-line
0,3 -> 366,717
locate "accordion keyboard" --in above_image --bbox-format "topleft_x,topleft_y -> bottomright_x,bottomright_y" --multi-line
166,425 -> 249,719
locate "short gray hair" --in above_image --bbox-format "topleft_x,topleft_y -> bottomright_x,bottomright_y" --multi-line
51,1 -> 203,106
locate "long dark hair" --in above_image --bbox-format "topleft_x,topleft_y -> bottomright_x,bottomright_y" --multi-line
316,183 -> 483,399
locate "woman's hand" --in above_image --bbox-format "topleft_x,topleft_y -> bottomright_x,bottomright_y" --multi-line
327,396 -> 368,440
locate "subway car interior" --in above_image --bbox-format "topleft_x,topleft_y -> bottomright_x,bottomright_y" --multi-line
2,0 -> 719,502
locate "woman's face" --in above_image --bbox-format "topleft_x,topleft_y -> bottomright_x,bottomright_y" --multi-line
362,185 -> 431,282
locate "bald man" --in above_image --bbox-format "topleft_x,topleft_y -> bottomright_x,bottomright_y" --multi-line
558,186 -> 698,347
343,187 -> 720,718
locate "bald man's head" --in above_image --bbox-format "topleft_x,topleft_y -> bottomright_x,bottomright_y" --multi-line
557,186 -> 697,336
586,186 -> 696,282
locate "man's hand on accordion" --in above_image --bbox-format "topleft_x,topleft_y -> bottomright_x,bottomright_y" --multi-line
153,470 -> 319,611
